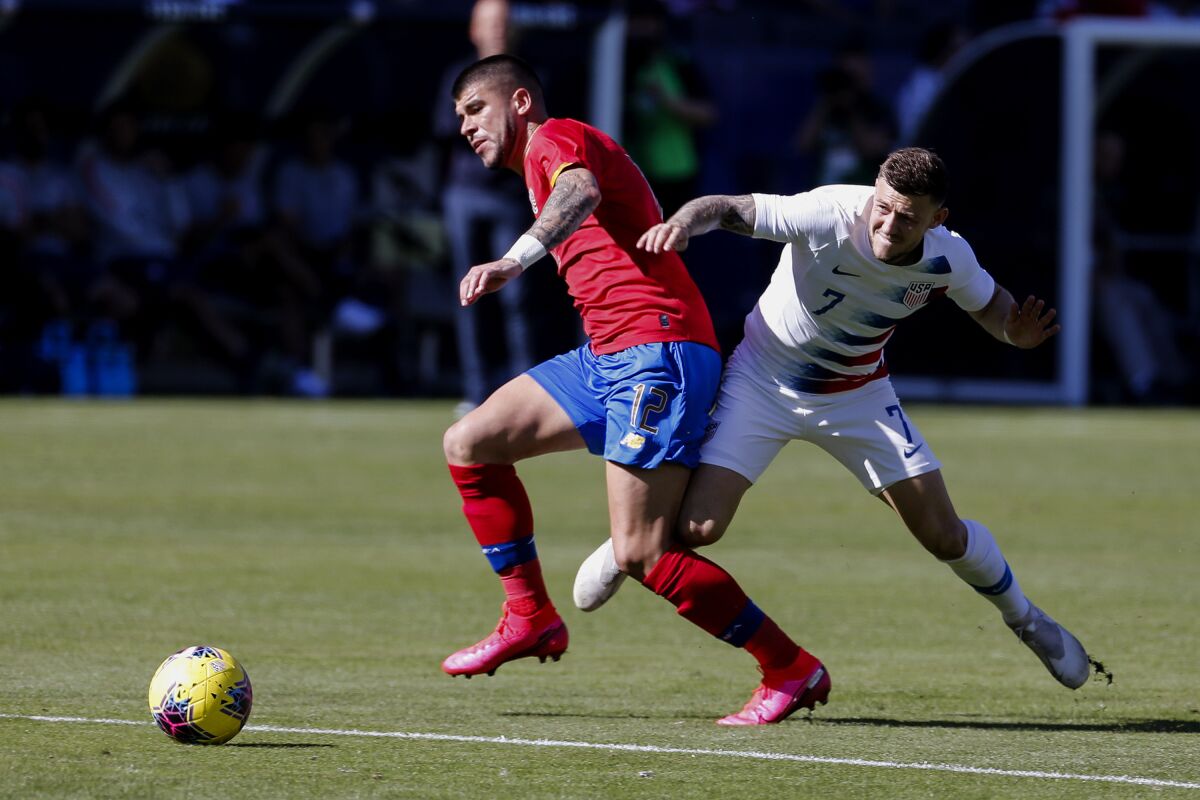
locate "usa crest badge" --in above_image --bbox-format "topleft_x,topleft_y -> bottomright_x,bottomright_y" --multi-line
903,281 -> 934,309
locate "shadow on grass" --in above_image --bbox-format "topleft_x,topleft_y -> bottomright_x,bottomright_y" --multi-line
816,717 -> 1200,734
500,711 -> 716,721
500,712 -> 1200,733
228,742 -> 337,748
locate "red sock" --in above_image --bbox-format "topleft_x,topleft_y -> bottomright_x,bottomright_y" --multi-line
744,616 -> 804,672
643,547 -> 803,670
448,463 -> 533,546
448,463 -> 550,618
498,562 -> 550,619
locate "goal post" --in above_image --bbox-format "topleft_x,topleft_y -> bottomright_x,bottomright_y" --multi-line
1059,17 -> 1200,405
894,17 -> 1200,406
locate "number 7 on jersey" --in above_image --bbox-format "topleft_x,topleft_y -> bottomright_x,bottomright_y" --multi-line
812,288 -> 846,315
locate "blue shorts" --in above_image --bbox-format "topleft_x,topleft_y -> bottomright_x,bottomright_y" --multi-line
528,341 -> 721,469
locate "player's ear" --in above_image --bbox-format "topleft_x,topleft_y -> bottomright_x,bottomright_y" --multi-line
930,206 -> 949,230
511,86 -> 533,116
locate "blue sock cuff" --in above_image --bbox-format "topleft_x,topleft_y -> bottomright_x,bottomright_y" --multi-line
971,562 -> 1014,596
720,600 -> 765,648
481,535 -> 537,573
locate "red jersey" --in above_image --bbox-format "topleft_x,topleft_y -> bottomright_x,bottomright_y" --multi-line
522,118 -> 719,355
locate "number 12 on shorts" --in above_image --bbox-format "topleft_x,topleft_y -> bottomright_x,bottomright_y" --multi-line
631,384 -> 668,434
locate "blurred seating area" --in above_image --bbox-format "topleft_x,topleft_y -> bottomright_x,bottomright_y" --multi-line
0,2 -> 517,397
1,0 -> 1198,402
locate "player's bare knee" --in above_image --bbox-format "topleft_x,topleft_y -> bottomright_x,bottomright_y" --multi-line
677,489 -> 733,547
677,515 -> 725,548
946,519 -> 968,559
611,536 -> 662,582
612,549 -> 646,582
443,418 -> 486,465
922,518 -> 967,561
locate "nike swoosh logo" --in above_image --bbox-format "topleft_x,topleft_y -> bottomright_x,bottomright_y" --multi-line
904,443 -> 925,458
832,265 -> 861,277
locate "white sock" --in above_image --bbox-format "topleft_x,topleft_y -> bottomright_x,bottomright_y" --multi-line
943,519 -> 1031,625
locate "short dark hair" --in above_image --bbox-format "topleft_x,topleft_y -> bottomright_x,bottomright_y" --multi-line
451,54 -> 544,105
879,147 -> 948,206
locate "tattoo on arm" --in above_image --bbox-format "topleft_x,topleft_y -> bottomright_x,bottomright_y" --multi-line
670,194 -> 756,237
527,168 -> 601,250
718,195 -> 756,235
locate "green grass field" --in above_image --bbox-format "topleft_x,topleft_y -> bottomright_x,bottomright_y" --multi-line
1,400 -> 1198,798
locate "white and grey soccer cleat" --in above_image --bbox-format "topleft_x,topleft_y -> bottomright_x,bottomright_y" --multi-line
1008,603 -> 1091,689
573,538 -> 627,612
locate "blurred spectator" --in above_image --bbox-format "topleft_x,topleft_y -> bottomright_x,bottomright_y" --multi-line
180,114 -> 284,389
624,6 -> 718,217
434,0 -> 536,416
794,38 -> 895,186
828,34 -> 875,95
894,20 -> 968,144
0,100 -> 90,310
1091,130 -> 1194,402
183,115 -> 269,247
838,100 -> 896,185
79,100 -> 251,382
271,111 -> 362,397
362,145 -> 445,392
3,99 -> 91,282
81,103 -> 184,270
0,100 -> 90,390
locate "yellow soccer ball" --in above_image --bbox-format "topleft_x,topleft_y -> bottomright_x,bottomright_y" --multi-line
148,645 -> 253,744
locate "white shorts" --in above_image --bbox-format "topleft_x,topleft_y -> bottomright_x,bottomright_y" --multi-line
700,352 -> 941,495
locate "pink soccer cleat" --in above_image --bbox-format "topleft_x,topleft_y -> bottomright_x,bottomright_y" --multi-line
442,603 -> 568,678
717,653 -> 831,726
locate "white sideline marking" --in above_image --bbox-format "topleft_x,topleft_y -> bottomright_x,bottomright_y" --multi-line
3,713 -> 1199,790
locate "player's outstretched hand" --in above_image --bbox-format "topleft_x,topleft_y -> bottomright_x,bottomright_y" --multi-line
638,222 -> 690,254
1004,295 -> 1060,348
460,259 -> 522,306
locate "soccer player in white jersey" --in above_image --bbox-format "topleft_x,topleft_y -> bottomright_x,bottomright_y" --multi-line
575,147 -> 1094,692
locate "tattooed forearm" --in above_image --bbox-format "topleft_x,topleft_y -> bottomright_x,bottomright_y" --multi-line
718,195 -> 756,235
668,194 -> 756,237
527,168 -> 602,250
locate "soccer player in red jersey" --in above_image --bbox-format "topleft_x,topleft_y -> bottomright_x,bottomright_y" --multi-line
440,54 -> 828,724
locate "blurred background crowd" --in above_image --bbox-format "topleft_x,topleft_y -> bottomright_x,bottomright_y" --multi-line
2,0 -> 1199,405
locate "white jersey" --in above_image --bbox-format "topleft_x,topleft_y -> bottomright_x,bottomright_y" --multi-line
742,185 -> 995,394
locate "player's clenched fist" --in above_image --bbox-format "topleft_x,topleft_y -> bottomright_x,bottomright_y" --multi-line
460,259 -> 523,306
638,222 -> 690,254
